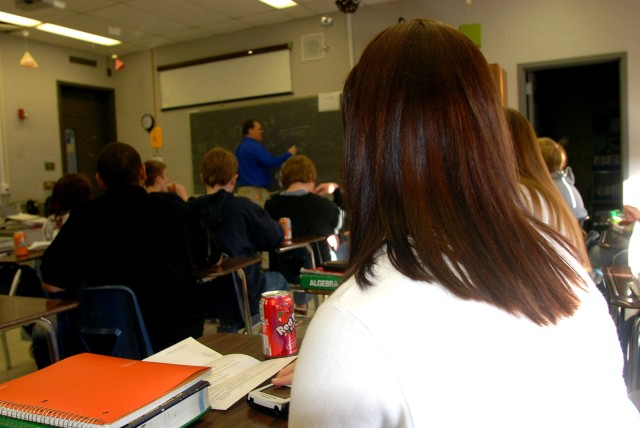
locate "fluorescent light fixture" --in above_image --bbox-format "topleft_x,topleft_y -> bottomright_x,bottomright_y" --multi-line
36,23 -> 120,46
258,0 -> 298,9
0,11 -> 41,27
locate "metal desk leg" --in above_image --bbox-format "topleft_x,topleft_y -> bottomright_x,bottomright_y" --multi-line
304,244 -> 316,269
34,317 -> 60,363
234,269 -> 254,335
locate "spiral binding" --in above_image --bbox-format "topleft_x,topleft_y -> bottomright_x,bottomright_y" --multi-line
0,400 -> 105,427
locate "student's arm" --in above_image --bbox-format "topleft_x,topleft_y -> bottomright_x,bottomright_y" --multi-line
184,205 -> 223,267
624,205 -> 640,222
272,360 -> 296,386
39,211 -> 86,290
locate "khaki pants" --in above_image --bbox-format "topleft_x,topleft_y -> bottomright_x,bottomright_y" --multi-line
235,186 -> 271,208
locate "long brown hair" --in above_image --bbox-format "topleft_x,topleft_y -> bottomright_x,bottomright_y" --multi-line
341,19 -> 585,325
504,108 -> 589,269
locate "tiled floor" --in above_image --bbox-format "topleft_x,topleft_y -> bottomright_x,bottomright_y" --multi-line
0,292 -> 317,382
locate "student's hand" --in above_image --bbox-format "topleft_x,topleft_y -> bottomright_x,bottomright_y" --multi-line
314,182 -> 338,196
288,145 -> 298,156
169,182 -> 189,202
272,360 -> 296,386
624,205 -> 640,222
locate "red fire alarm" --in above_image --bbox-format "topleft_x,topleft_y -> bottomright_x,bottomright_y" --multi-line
18,108 -> 28,120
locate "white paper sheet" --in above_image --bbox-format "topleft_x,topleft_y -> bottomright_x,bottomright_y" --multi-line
145,337 -> 296,410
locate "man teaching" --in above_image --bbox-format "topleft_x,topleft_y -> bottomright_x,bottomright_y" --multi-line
235,119 -> 297,207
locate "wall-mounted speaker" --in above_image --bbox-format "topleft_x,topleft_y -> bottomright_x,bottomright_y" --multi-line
301,33 -> 326,62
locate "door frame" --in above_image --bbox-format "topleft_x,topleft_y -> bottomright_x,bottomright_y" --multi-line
517,52 -> 628,180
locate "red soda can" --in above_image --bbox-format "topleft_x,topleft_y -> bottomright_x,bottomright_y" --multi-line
260,290 -> 297,358
279,217 -> 292,242
13,232 -> 28,256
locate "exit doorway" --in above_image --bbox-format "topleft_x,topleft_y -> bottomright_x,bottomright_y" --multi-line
57,82 -> 117,197
518,53 -> 627,226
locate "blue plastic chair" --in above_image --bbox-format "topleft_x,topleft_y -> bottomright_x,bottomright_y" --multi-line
58,285 -> 153,360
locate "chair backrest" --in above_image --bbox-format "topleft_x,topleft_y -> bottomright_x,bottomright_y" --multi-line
0,263 -> 20,296
0,263 -> 44,298
59,285 -> 153,360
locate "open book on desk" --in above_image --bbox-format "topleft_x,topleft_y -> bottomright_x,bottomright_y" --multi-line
0,353 -> 210,428
145,337 -> 296,410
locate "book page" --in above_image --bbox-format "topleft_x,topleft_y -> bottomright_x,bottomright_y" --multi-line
145,338 -> 296,410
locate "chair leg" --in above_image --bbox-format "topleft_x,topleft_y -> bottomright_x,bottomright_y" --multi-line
0,331 -> 12,370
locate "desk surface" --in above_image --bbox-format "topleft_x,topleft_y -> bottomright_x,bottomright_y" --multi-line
603,265 -> 640,309
600,227 -> 632,250
194,333 -> 288,428
276,236 -> 326,253
0,295 -> 79,330
197,256 -> 262,282
0,248 -> 46,263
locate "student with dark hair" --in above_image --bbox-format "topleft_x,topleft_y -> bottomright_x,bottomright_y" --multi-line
43,173 -> 92,241
235,119 -> 297,207
41,142 -> 222,352
189,147 -> 287,330
285,19 -> 638,425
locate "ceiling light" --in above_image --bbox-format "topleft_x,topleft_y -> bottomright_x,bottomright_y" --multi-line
258,0 -> 298,9
36,23 -> 120,46
0,11 -> 41,27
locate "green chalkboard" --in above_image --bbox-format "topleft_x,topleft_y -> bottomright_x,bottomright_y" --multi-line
190,96 -> 343,194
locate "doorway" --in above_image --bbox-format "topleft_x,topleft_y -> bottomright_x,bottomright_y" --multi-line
57,83 -> 117,197
518,53 -> 627,227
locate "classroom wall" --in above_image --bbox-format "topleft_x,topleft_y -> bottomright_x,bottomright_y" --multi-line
0,0 -> 637,204
0,33 -> 112,206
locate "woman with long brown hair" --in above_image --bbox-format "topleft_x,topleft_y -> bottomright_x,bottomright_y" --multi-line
287,19 -> 637,426
504,107 -> 590,270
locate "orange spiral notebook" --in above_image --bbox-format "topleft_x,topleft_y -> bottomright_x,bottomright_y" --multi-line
0,353 -> 210,427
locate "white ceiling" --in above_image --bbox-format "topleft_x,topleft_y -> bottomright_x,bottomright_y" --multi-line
0,0 -> 394,56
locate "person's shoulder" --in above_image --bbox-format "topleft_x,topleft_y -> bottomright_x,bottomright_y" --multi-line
232,193 -> 268,213
307,192 -> 339,210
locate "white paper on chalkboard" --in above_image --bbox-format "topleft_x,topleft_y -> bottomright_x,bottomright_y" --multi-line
159,49 -> 292,110
318,92 -> 341,112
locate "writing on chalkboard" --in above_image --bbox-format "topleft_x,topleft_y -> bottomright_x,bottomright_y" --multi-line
189,96 -> 343,194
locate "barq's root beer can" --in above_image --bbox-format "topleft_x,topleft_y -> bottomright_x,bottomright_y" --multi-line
260,290 -> 297,358
279,217 -> 292,242
13,232 -> 28,256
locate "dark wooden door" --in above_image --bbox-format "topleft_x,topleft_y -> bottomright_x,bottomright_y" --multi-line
58,83 -> 117,197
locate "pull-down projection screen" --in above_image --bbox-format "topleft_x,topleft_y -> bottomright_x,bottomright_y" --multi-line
158,44 -> 292,111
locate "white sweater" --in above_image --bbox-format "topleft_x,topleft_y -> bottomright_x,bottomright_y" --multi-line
290,253 -> 639,427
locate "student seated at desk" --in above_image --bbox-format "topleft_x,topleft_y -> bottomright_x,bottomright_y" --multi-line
144,159 -> 189,202
40,143 -> 222,354
265,155 -> 340,313
287,19 -> 639,426
504,107 -> 590,273
43,173 -> 92,241
188,148 -> 288,331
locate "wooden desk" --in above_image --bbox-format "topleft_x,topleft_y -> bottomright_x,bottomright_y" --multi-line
602,265 -> 640,328
600,227 -> 631,250
276,236 -> 327,269
197,256 -> 262,335
0,248 -> 46,264
602,265 -> 640,393
0,295 -> 79,363
193,333 -> 288,428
